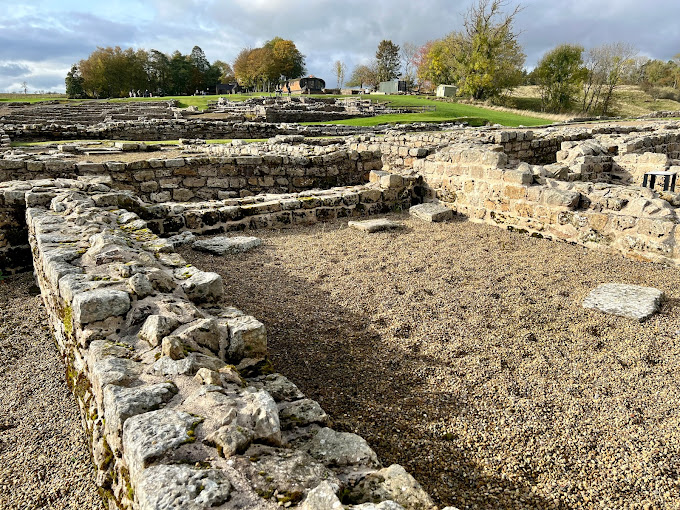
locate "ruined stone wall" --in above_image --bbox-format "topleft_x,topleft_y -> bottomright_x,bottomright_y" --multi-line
0,151 -> 382,203
0,118 -> 443,143
15,180 -> 433,510
415,149 -> 680,265
0,185 -> 31,274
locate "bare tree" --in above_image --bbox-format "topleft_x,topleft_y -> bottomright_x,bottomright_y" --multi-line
401,42 -> 418,89
582,42 -> 637,115
21,81 -> 28,94
333,60 -> 347,89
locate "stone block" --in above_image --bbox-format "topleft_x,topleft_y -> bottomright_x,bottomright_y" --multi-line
409,202 -> 453,222
348,219 -> 404,233
583,283 -> 663,321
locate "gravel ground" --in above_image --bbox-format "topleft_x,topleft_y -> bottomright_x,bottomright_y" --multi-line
179,214 -> 680,510
0,273 -> 102,510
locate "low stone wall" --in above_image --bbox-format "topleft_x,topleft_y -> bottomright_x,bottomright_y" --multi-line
415,150 -> 680,265
18,181 -> 434,510
0,118 -> 444,143
0,149 -> 383,203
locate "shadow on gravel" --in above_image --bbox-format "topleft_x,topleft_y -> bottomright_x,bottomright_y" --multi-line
179,243 -> 556,510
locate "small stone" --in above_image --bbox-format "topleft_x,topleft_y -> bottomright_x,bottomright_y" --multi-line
300,481 -> 343,510
303,427 -> 380,468
226,315 -> 267,361
161,336 -> 185,360
409,203 -> 453,222
583,283 -> 664,321
278,399 -> 329,430
195,367 -> 222,386
348,219 -> 404,233
351,464 -> 435,510
153,353 -> 226,376
204,424 -> 254,458
192,236 -> 262,255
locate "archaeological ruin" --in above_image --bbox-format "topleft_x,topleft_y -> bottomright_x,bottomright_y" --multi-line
2,98 -> 680,509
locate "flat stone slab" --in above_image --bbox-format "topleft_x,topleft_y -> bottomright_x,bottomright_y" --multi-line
193,236 -> 262,255
348,219 -> 404,233
409,202 -> 453,222
583,283 -> 664,321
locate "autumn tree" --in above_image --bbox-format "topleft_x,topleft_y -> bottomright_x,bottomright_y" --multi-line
535,44 -> 586,112
213,60 -> 235,83
233,38 -> 305,91
266,37 -> 306,79
346,63 -> 379,89
456,0 -> 525,100
401,42 -> 418,89
375,40 -> 400,83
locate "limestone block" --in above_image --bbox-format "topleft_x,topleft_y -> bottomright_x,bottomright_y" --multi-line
205,424 -> 254,457
303,427 -> 380,468
123,409 -> 203,480
542,189 -> 581,209
192,236 -> 262,255
90,357 -> 141,406
129,273 -> 154,298
103,382 -> 178,438
135,465 -> 232,510
380,173 -> 404,189
72,289 -> 131,325
350,464 -> 435,510
409,203 -> 453,222
153,353 -> 226,376
176,318 -> 223,353
583,283 -> 663,321
348,219 -> 404,233
249,374 -> 304,402
226,315 -> 267,361
139,315 -> 180,347
181,271 -> 224,303
300,481 -> 343,510
278,398 -> 329,430
161,336 -> 185,360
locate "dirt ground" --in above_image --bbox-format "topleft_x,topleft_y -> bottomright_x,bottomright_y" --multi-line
180,214 -> 680,510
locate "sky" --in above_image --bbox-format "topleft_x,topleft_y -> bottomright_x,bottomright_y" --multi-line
0,0 -> 679,93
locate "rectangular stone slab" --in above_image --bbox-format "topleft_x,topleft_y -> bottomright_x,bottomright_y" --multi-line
583,283 -> 663,321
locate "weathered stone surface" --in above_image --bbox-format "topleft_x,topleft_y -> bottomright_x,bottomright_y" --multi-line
136,464 -> 232,510
176,317 -> 222,353
139,314 -> 180,347
226,315 -> 267,360
90,357 -> 141,405
353,502 -> 405,510
239,388 -> 282,445
192,235 -> 262,255
237,445 -> 340,505
123,409 -> 202,480
152,353 -> 226,376
303,427 -> 380,468
300,481 -> 342,510
351,464 -> 435,510
204,424 -> 254,458
72,289 -> 131,324
348,218 -> 404,233
583,283 -> 664,320
129,272 -> 154,298
250,374 -> 304,402
181,271 -> 224,303
161,336 -> 185,360
103,382 -> 178,437
278,398 -> 329,429
409,203 -> 453,222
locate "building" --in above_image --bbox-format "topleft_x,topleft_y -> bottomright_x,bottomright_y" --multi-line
436,84 -> 457,98
284,76 -> 326,94
378,80 -> 407,94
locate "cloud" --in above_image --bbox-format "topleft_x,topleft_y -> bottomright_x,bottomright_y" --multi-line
0,63 -> 31,77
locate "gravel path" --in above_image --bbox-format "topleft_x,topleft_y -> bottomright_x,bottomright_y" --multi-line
0,273 -> 102,510
180,214 -> 680,510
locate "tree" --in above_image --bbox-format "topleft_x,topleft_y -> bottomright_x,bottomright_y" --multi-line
457,0 -> 525,100
401,42 -> 418,89
65,64 -> 85,98
334,60 -> 347,88
582,42 -> 637,115
147,49 -> 171,94
346,63 -> 379,89
266,37 -> 306,80
375,40 -> 400,83
213,60 -> 235,83
234,48 -> 255,90
535,44 -> 586,112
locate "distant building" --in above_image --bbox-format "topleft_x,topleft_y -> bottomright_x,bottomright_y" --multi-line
378,80 -> 407,94
216,83 -> 240,94
436,84 -> 457,98
284,76 -> 326,94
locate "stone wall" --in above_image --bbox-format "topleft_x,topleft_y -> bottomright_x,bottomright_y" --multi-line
17,180 -> 433,510
0,149 -> 383,203
0,118 -> 445,143
414,148 -> 680,265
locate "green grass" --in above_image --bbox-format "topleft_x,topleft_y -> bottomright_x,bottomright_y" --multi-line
0,93 -> 68,103
303,94 -> 550,127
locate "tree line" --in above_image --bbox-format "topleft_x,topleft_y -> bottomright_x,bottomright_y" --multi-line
65,37 -> 305,98
341,0 -> 680,115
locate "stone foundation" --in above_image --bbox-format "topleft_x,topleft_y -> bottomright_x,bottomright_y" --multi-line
16,179 -> 433,510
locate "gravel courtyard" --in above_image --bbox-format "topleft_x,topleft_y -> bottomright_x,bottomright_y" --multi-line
180,213 -> 680,510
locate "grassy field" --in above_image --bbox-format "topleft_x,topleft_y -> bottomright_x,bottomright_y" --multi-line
0,93 -> 67,103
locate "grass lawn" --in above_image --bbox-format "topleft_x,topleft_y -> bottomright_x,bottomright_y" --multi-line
0,93 -> 67,103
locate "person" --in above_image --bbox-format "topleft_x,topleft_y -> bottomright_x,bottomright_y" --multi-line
286,83 -> 291,96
